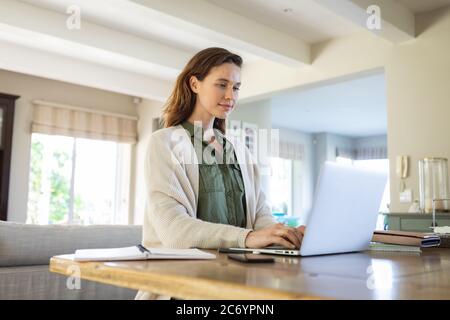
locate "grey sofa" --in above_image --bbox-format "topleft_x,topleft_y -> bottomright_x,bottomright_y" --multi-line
0,221 -> 142,299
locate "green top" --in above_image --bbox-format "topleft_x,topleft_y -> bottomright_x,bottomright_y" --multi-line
181,121 -> 247,228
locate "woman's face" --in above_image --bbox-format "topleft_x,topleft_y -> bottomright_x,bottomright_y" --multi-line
190,62 -> 241,120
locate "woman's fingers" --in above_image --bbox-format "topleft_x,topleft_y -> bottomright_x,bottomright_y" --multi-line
270,236 -> 295,249
245,224 -> 306,249
293,228 -> 304,242
274,227 -> 300,248
298,225 -> 306,234
284,228 -> 301,248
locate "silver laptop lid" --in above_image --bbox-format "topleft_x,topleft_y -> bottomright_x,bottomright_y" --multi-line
300,161 -> 387,256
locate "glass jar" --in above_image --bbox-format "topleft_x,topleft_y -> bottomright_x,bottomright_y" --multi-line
419,158 -> 449,213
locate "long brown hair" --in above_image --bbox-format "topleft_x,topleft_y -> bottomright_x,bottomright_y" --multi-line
162,47 -> 242,134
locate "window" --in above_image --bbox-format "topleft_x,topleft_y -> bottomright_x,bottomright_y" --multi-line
27,133 -> 131,225
269,157 -> 293,216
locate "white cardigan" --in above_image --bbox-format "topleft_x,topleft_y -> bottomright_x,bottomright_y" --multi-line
142,125 -> 277,249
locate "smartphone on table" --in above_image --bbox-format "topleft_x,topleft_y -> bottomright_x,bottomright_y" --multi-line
227,253 -> 275,263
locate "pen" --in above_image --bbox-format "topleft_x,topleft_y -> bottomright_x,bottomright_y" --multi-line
137,244 -> 150,253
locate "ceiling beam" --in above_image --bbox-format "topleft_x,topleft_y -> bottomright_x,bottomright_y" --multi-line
129,0 -> 311,66
0,41 -> 172,101
0,0 -> 189,80
315,0 -> 415,43
21,0 -> 311,66
18,0 -> 311,65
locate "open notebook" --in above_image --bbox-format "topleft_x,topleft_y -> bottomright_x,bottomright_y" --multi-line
72,245 -> 216,261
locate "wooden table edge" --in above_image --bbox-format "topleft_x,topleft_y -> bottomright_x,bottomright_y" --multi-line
49,256 -> 328,300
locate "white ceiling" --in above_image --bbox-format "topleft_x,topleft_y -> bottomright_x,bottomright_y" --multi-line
207,0 -> 360,43
208,0 -> 450,43
271,72 -> 387,138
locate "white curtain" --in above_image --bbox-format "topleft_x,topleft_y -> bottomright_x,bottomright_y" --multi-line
355,146 -> 387,160
335,147 -> 356,159
336,146 -> 387,160
31,100 -> 138,144
275,141 -> 304,161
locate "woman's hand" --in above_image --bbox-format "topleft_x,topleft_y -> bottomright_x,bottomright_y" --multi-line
245,223 -> 306,249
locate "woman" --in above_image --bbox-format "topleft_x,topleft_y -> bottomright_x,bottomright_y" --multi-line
141,47 -> 305,257
136,47 -> 305,299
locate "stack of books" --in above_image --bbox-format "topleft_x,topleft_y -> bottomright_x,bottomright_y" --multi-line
368,242 -> 421,253
368,230 -> 441,253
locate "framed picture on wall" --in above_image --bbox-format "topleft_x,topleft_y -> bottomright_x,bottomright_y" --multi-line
226,119 -> 242,147
228,119 -> 241,132
242,122 -> 258,159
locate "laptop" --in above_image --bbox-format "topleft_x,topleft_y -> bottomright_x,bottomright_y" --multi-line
228,161 -> 387,256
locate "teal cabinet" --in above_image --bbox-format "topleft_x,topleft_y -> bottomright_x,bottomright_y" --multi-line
383,212 -> 450,232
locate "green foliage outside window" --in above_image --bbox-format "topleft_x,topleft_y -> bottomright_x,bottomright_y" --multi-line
27,136 -> 85,224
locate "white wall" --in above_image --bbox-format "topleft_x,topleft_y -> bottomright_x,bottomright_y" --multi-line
312,133 -> 327,187
312,132 -> 354,184
326,133 -> 354,160
0,69 -> 136,222
386,7 -> 450,212
240,31 -> 392,103
355,135 -> 387,149
230,99 -> 272,130
132,98 -> 164,225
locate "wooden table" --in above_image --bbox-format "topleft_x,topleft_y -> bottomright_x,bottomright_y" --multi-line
50,248 -> 450,300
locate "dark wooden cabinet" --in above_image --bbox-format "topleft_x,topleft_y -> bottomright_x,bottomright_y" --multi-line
0,93 -> 19,221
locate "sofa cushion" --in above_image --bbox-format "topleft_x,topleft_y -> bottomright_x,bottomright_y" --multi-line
0,221 -> 142,267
